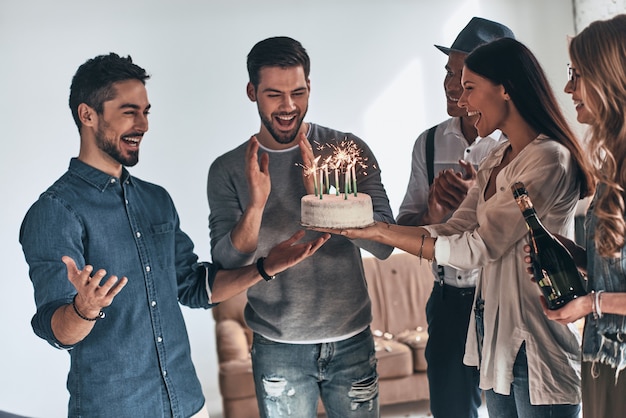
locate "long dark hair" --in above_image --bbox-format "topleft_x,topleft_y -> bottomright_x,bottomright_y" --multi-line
466,37 -> 595,199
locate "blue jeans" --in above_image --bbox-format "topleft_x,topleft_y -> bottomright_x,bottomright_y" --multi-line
425,283 -> 481,418
485,342 -> 581,418
251,327 -> 379,418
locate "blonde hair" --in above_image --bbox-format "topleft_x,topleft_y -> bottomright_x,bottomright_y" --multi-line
570,14 -> 626,257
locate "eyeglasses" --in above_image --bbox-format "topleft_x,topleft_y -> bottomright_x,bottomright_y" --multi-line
567,64 -> 580,90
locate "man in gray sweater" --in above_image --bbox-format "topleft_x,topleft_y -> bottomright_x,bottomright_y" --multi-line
207,36 -> 394,418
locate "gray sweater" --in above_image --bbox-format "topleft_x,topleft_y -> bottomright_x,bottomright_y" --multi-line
207,123 -> 394,341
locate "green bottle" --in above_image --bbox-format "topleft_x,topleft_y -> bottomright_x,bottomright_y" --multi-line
511,182 -> 587,310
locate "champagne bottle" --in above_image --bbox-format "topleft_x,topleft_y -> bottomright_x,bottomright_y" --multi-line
511,182 -> 587,310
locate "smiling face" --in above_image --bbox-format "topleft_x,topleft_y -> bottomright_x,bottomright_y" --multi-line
458,66 -> 509,137
444,51 -> 470,118
564,61 -> 594,125
79,79 -> 150,175
247,65 -> 310,149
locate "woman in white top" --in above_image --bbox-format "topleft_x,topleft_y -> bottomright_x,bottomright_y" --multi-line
313,38 -> 595,417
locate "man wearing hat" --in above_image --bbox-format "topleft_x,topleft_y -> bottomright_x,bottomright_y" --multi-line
397,17 -> 514,418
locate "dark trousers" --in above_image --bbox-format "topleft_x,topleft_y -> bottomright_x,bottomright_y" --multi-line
582,360 -> 626,418
425,282 -> 481,418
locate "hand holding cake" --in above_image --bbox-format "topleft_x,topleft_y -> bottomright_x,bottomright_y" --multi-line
309,223 -> 437,262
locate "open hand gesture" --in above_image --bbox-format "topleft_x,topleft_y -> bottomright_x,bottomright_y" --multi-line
263,230 -> 331,276
62,256 -> 128,319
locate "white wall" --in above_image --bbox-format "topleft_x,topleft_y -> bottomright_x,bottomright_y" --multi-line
0,1 -> 578,416
574,0 -> 626,32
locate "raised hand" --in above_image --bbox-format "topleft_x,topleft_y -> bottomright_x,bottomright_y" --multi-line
298,132 -> 315,195
246,135 -> 271,209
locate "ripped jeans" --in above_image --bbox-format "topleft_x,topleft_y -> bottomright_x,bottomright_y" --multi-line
251,327 -> 379,418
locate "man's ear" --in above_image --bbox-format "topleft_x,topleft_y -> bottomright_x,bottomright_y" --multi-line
78,103 -> 97,127
246,82 -> 257,102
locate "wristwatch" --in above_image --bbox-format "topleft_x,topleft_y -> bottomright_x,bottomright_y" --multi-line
256,257 -> 276,281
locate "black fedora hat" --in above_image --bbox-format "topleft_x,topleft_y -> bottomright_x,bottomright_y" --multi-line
435,17 -> 515,55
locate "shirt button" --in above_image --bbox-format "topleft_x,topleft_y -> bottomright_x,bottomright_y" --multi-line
146,265 -> 151,272
157,336 -> 163,343
136,231 -> 141,238
151,301 -> 157,307
125,199 -> 129,205
110,178 -> 116,184
457,275 -> 462,280
162,370 -> 167,377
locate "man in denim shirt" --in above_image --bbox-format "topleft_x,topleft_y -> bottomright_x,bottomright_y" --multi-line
19,53 -> 328,418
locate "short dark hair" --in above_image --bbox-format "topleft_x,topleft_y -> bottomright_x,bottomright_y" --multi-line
68,53 -> 150,130
465,37 -> 594,199
246,36 -> 310,87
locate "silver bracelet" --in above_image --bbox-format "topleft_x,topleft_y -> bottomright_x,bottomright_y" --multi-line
589,291 -> 598,320
595,290 -> 605,319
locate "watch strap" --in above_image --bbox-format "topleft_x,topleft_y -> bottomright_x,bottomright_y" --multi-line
256,257 -> 276,281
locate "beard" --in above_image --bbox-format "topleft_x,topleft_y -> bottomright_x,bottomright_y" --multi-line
259,109 -> 307,145
95,121 -> 139,167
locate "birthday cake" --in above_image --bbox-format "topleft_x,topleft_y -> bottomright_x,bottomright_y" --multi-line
301,193 -> 374,229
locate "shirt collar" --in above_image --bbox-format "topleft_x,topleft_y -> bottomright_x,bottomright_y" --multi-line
68,158 -> 133,192
445,117 -> 505,145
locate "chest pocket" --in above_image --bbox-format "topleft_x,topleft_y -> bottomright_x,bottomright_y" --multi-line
149,222 -> 175,270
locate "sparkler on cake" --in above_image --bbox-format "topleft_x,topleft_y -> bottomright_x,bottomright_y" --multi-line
300,139 -> 374,229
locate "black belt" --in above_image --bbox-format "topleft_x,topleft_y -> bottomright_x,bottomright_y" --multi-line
435,265 -> 475,298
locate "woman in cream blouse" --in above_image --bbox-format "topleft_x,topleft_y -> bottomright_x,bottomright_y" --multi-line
313,38 -> 595,418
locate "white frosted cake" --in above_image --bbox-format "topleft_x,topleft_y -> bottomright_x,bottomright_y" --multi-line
301,193 -> 374,229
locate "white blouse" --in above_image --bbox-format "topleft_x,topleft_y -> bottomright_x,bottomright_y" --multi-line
424,135 -> 582,405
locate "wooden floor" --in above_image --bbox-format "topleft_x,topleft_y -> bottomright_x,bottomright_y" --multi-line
380,399 -> 488,417
206,398 -> 490,418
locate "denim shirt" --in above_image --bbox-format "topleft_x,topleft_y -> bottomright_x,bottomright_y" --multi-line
583,186 -> 626,377
20,158 -> 218,417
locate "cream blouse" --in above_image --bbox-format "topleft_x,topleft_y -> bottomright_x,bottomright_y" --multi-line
424,135 -> 582,405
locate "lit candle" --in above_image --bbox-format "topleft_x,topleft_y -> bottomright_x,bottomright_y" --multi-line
347,161 -> 353,194
324,165 -> 330,194
319,167 -> 324,199
312,156 -> 321,197
344,168 -> 349,199
352,163 -> 357,196
334,168 -> 340,196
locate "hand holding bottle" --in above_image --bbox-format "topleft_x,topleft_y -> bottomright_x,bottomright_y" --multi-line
523,243 -> 591,323
512,182 -> 587,309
